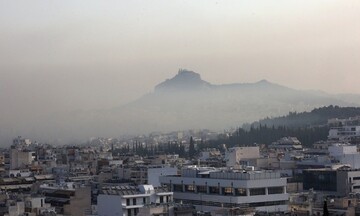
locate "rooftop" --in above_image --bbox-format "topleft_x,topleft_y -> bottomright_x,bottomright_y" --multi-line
178,166 -> 282,180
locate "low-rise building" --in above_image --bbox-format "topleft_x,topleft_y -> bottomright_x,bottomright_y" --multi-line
225,147 -> 260,167
97,185 -> 173,216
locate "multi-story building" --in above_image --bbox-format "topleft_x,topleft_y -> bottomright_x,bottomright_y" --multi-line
9,149 -> 35,170
160,166 -> 289,214
224,147 -> 260,167
329,126 -> 360,141
328,144 -> 360,169
116,164 -> 177,186
303,167 -> 360,196
97,185 -> 173,216
39,182 -> 91,216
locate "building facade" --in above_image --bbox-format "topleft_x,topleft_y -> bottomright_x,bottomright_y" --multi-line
160,166 -> 289,214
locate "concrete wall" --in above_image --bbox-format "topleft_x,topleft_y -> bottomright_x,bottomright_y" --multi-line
329,145 -> 357,157
225,147 -> 260,167
340,154 -> 360,169
97,195 -> 123,216
148,166 -> 178,187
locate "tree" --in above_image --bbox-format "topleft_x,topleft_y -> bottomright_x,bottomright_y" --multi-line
189,136 -> 195,158
323,200 -> 329,216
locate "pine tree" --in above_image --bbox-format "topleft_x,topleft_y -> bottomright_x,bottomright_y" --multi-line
323,200 -> 329,216
189,136 -> 195,158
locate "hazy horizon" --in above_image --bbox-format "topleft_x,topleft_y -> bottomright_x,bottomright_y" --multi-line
1,1 -> 360,144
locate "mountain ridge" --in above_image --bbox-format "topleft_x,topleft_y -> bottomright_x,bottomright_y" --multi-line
2,69 -> 360,144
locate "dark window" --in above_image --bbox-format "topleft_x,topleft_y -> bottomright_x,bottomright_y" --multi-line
160,196 -> 163,203
303,170 -> 337,192
268,187 -> 284,194
250,188 -> 266,196
175,198 -> 287,208
173,184 -> 183,192
249,200 -> 287,207
209,186 -> 219,194
133,198 -> 136,205
126,199 -> 130,206
127,209 -> 131,216
353,177 -> 360,181
143,197 -> 146,204
353,185 -> 360,189
197,185 -> 207,193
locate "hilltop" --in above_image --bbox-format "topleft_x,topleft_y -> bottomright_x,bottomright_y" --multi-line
2,69 -> 360,144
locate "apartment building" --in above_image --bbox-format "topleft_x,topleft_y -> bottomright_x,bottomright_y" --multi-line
97,185 -> 173,216
160,166 -> 289,214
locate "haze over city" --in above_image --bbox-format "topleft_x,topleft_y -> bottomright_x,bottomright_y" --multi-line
1,1 -> 360,144
3,2 -> 360,216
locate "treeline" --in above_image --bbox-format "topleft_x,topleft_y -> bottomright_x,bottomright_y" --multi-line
206,125 -> 330,148
114,125 -> 329,158
114,138 -> 198,158
114,106 -> 360,157
246,105 -> 360,129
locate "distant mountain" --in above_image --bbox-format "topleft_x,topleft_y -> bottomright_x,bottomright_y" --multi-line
247,105 -> 360,129
5,69 -> 360,144
104,69 -> 357,134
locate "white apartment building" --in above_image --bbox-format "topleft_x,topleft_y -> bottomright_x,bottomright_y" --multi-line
159,166 -> 289,214
97,185 -> 173,216
328,144 -> 357,157
329,144 -> 360,169
329,126 -> 360,141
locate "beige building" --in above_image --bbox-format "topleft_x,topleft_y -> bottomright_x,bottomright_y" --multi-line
10,148 -> 35,170
225,146 -> 260,167
63,187 -> 91,216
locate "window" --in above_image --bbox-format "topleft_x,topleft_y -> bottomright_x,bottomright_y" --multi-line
126,199 -> 130,206
353,177 -> 360,181
249,200 -> 287,207
235,188 -> 247,196
127,209 -> 132,216
143,197 -> 146,204
160,196 -> 164,203
268,187 -> 284,194
185,184 -> 195,192
197,185 -> 207,193
209,186 -> 219,194
133,198 -> 136,205
222,187 -> 233,195
173,184 -> 183,192
250,188 -> 266,196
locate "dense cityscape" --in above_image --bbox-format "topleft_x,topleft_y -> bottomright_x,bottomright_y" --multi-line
0,114 -> 360,215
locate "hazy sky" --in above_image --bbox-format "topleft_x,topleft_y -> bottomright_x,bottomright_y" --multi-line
1,0 -> 360,112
